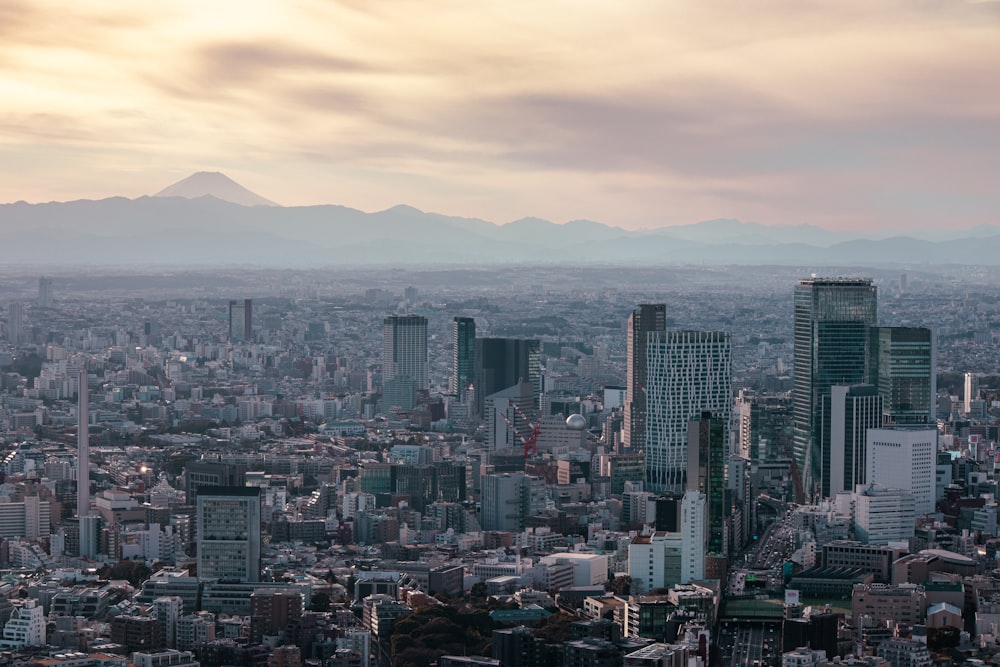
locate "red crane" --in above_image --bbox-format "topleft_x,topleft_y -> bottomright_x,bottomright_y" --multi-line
497,400 -> 541,457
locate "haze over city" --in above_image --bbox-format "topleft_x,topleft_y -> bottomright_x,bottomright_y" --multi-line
3,1 -> 999,232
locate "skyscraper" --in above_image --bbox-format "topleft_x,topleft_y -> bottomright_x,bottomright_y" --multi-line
382,315 -> 428,393
38,276 -> 53,308
78,370 -> 90,519
687,411 -> 727,555
196,486 -> 261,582
624,304 -> 666,451
645,330 -> 731,494
869,327 -> 935,425
7,302 -> 24,345
474,337 -> 540,416
451,317 -> 476,400
819,384 -> 882,498
793,278 -> 877,499
228,299 -> 252,342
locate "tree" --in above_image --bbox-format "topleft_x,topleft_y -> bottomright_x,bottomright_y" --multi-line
309,592 -> 331,612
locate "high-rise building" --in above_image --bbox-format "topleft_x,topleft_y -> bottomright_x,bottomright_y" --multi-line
793,278 -> 877,499
819,384 -> 882,498
736,391 -> 793,462
38,276 -> 53,308
687,411 -> 727,555
6,303 -> 24,344
480,473 -> 545,532
866,427 -> 937,516
228,299 -> 252,342
645,330 -> 731,494
869,327 -> 935,425
474,337 -> 541,416
964,373 -> 979,416
484,381 -> 536,452
383,315 -> 428,399
624,304 -> 666,451
452,317 -> 476,400
196,487 -> 261,582
78,372 -> 90,519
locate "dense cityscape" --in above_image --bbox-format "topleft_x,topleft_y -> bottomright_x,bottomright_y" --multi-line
0,263 -> 999,667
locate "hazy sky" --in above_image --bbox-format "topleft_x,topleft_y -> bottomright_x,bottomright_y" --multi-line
2,1 -> 999,230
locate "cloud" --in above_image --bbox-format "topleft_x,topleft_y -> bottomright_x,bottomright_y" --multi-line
0,0 -> 998,231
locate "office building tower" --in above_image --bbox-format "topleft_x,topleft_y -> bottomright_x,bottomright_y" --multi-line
624,304 -> 666,451
687,411 -> 727,555
474,337 -> 541,416
383,315 -> 428,397
184,461 -> 246,505
78,372 -> 90,519
819,384 -> 882,499
7,303 -> 24,344
646,330 -> 731,494
480,473 -> 545,532
736,391 -> 793,461
964,373 -> 979,416
867,427 -> 937,516
853,484 -> 915,545
452,317 -> 476,400
38,276 -> 53,308
228,299 -> 252,342
793,278 -> 877,499
484,381 -> 536,452
196,487 -> 261,582
869,327 -> 935,424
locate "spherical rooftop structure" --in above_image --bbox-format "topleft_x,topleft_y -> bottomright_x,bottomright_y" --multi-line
566,414 -> 587,431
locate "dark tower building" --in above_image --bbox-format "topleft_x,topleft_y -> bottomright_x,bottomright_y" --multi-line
869,327 -> 936,425
452,317 -> 476,401
687,411 -> 727,555
474,337 -> 540,416
624,304 -> 666,451
793,278 -> 877,500
228,299 -> 252,342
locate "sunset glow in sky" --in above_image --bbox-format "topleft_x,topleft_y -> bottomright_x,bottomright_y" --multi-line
2,0 -> 999,230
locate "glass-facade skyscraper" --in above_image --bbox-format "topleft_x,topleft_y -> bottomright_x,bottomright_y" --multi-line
687,410 -> 727,555
383,315 -> 429,390
451,317 -> 476,400
869,326 -> 935,425
625,304 -> 666,452
474,337 -> 540,416
646,330 -> 731,494
793,278 -> 877,500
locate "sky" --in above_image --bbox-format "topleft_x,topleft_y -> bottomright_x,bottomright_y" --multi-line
2,0 -> 999,231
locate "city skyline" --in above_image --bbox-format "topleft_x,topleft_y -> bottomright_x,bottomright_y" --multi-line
3,2 -> 999,233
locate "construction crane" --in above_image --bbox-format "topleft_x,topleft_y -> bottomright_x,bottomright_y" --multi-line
497,400 -> 541,457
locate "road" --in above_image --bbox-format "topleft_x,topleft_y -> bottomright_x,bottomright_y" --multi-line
717,621 -> 782,667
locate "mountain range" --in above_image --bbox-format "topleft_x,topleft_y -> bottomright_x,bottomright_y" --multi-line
4,172 -> 998,267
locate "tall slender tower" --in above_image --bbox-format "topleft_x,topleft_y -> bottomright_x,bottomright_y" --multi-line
645,330 -> 731,493
452,317 -> 476,400
792,278 -> 877,500
624,304 -> 666,451
383,315 -> 429,389
77,370 -> 90,518
38,276 -> 53,308
228,299 -> 252,342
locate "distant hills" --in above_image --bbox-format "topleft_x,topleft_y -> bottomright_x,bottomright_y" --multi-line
2,172 -> 998,267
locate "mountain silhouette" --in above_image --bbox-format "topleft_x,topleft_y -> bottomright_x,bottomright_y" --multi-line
154,171 -> 278,207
